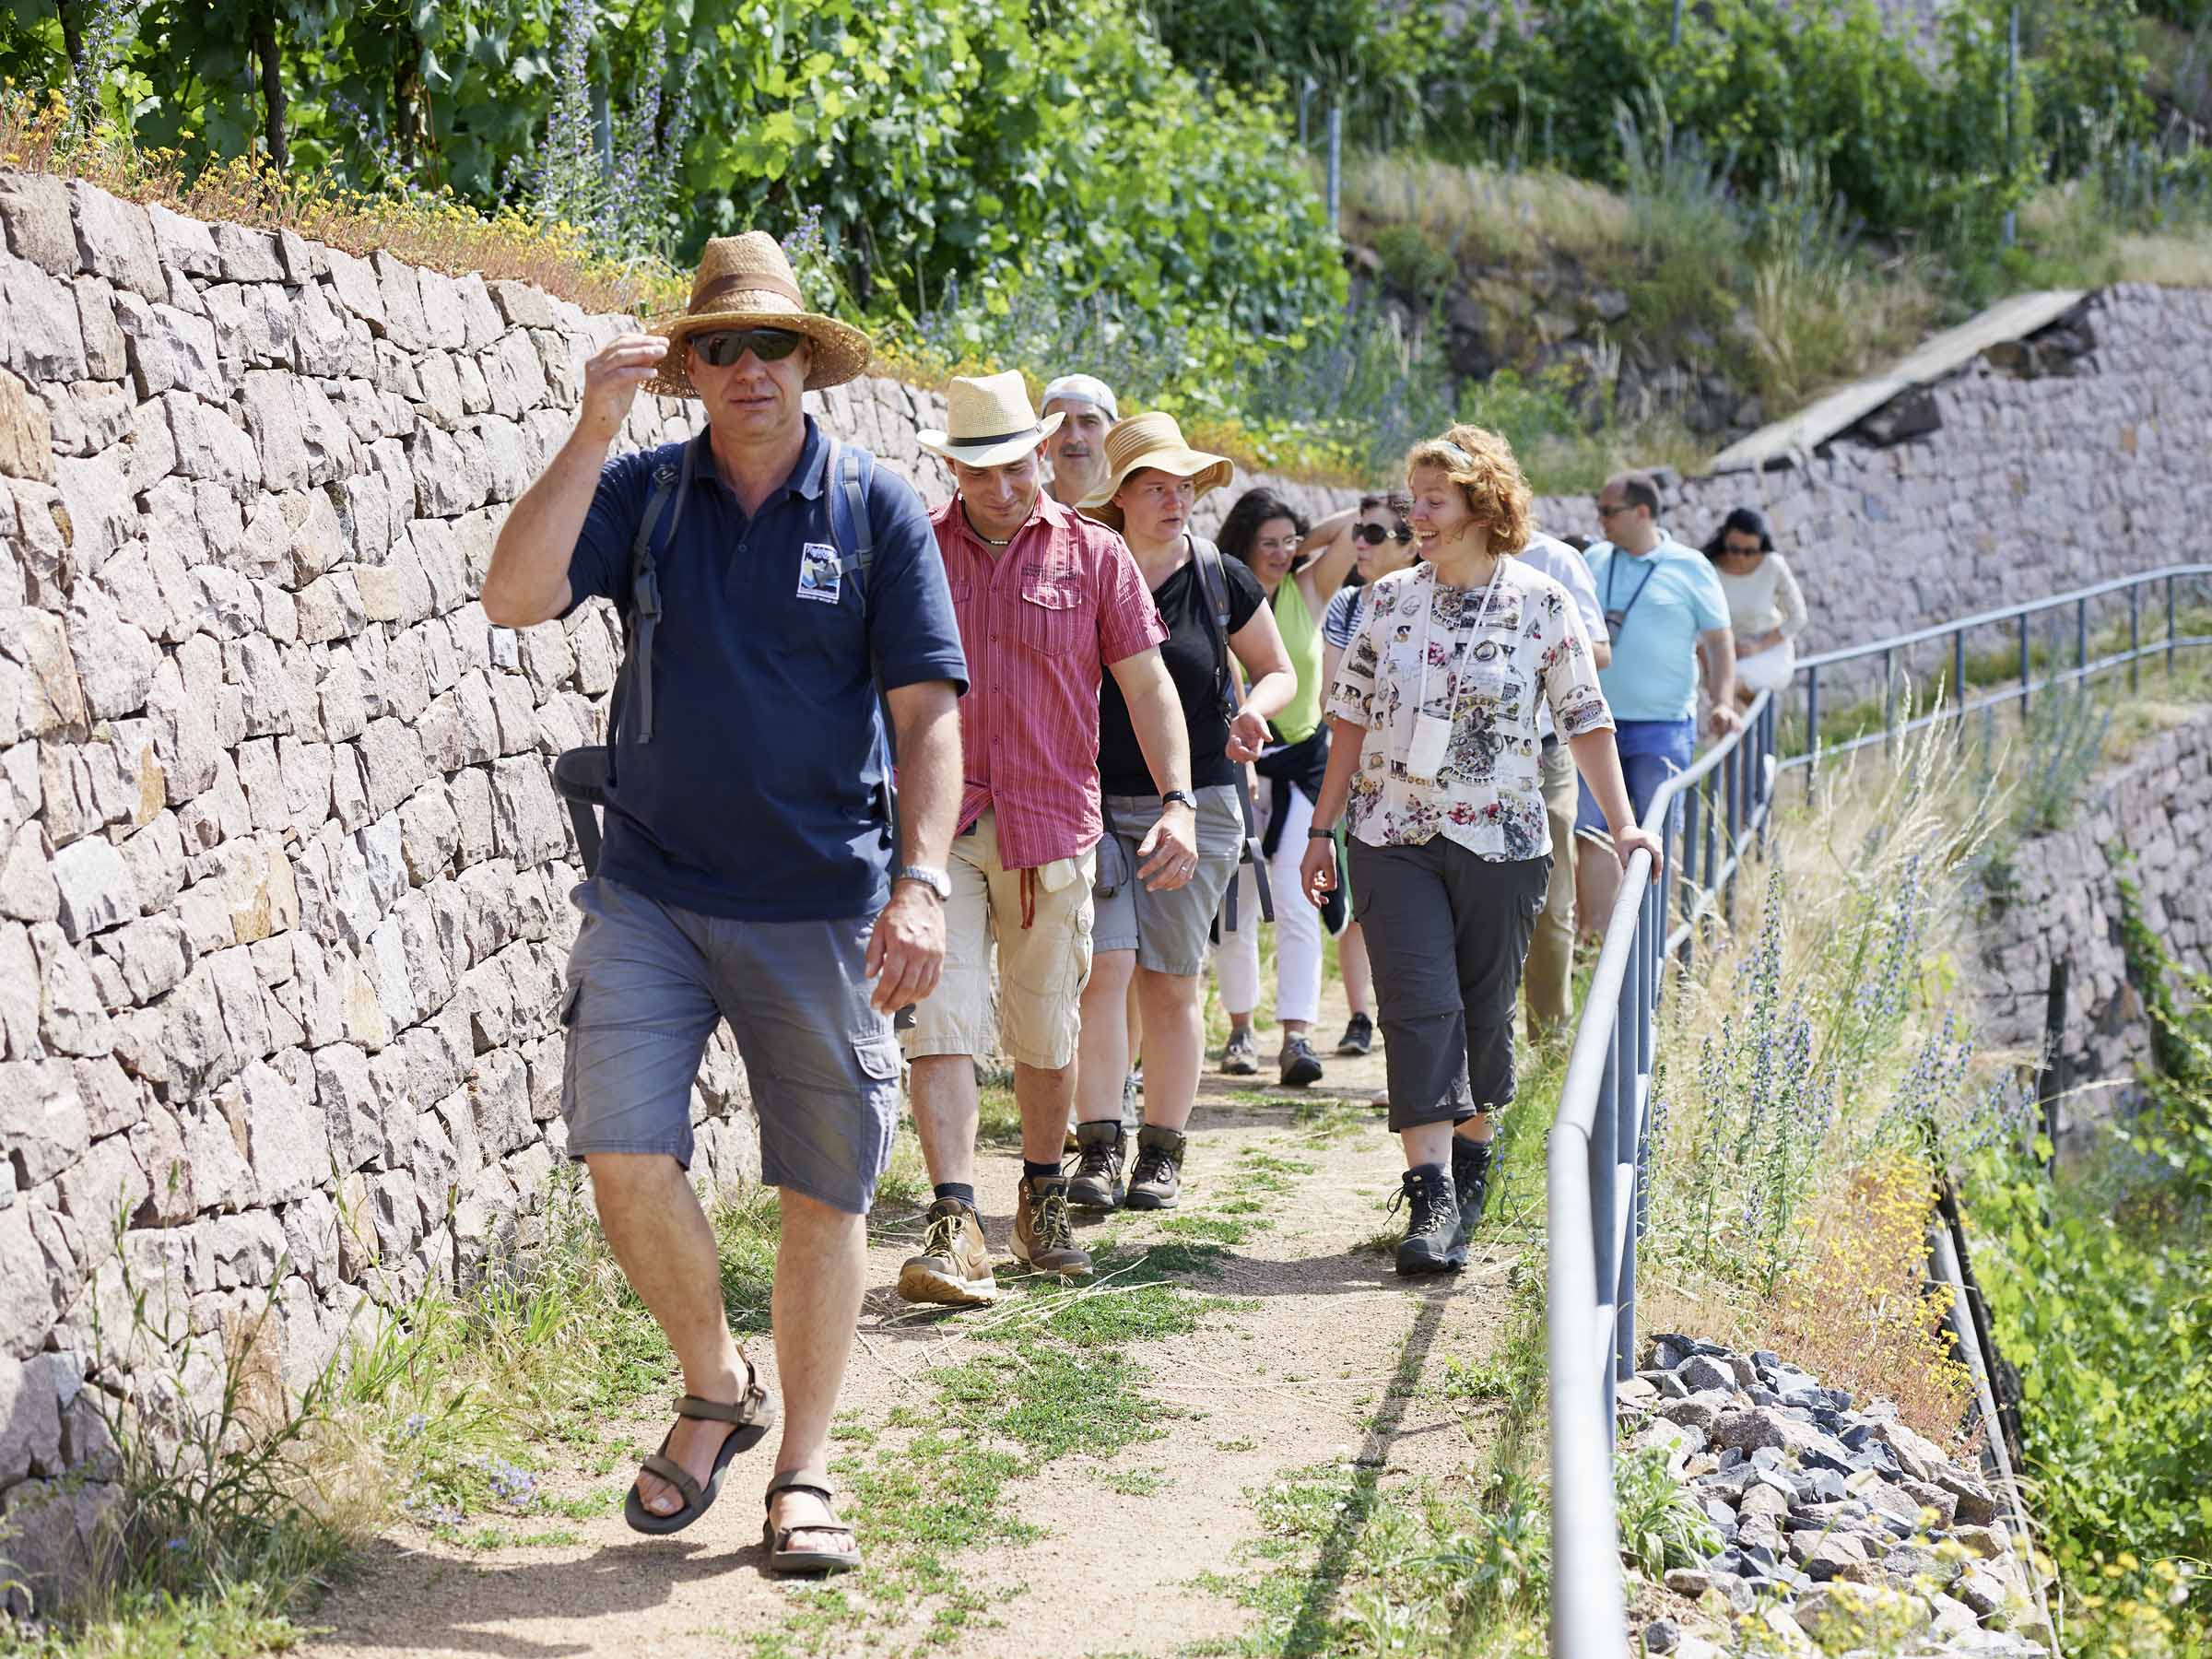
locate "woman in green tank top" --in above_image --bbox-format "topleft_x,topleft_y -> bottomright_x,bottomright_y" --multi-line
1212,488 -> 1361,1088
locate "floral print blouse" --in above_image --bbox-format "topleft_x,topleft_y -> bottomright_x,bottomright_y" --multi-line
1324,559 -> 1613,861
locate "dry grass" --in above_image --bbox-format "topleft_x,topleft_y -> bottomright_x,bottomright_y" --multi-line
1335,149 -> 1640,267
2112,227 -> 2212,285
0,88 -> 686,317
1745,250 -> 1939,411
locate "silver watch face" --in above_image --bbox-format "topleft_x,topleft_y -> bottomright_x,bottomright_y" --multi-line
897,865 -> 950,899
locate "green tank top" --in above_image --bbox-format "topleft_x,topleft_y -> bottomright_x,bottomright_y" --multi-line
1271,573 -> 1324,745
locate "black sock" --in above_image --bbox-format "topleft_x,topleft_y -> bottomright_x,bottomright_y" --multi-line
933,1182 -> 978,1211
1023,1159 -> 1064,1185
1408,1160 -> 1450,1183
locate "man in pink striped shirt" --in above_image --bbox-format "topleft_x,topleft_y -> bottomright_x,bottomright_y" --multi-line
895,372 -> 1198,1306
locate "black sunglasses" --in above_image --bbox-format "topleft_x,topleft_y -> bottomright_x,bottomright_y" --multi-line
1351,522 -> 1412,546
690,327 -> 805,367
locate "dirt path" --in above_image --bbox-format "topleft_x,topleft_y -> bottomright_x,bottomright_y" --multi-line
302,986 -> 1521,1658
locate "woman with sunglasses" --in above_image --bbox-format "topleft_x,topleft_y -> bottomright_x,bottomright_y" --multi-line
1701,507 -> 1806,706
1213,488 -> 1360,1088
1317,491 -> 1418,1075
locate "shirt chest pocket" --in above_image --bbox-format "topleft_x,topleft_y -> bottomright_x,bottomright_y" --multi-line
1018,567 -> 1088,657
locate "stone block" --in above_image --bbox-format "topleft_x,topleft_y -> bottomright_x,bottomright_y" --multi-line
0,252 -> 90,383
209,220 -> 285,283
371,251 -> 429,351
64,581 -> 158,723
30,921 -> 110,1058
116,293 -> 222,401
0,1057 -> 88,1185
0,365 -> 53,483
147,201 -> 221,280
51,833 -> 137,940
0,608 -> 86,742
0,1475 -> 118,1610
0,172 -> 78,278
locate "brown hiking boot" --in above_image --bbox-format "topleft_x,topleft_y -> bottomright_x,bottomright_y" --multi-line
1124,1125 -> 1187,1211
896,1199 -> 998,1307
1012,1177 -> 1090,1277
1066,1122 -> 1127,1211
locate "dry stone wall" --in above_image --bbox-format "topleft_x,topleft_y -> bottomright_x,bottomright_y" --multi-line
1530,284 -> 2212,670
1976,708 -> 2212,1135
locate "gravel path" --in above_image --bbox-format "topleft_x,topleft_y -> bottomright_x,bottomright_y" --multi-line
301,984 -> 1521,1658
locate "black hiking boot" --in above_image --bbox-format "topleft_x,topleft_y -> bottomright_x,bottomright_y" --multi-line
1336,1012 -> 1374,1056
1124,1125 -> 1188,1210
1452,1137 -> 1496,1234
1066,1121 -> 1127,1211
1278,1034 -> 1324,1088
1392,1166 -> 1467,1276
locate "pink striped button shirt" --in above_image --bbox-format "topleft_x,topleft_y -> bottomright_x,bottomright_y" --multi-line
930,492 -> 1168,871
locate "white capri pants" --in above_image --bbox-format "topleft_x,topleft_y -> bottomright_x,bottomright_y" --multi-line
1215,779 -> 1324,1028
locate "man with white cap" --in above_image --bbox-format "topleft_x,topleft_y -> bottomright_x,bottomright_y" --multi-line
895,371 -> 1197,1307
1041,372 -> 1119,511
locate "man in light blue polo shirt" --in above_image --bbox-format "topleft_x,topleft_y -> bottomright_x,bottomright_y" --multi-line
1574,470 -> 1740,849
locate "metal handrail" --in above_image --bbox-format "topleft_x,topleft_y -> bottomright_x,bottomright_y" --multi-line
1545,562 -> 2204,1655
1548,689 -> 1778,1658
1785,565 -> 2212,788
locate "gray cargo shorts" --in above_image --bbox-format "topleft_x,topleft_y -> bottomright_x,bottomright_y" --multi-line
558,877 -> 900,1216
1093,784 -> 1245,976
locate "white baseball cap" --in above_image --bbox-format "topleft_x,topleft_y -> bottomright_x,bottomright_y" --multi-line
1040,373 -> 1119,423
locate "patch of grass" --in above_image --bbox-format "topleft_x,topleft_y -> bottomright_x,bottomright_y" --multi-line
976,1082 -> 1025,1147
1160,1215 -> 1264,1247
1099,1467 -> 1169,1497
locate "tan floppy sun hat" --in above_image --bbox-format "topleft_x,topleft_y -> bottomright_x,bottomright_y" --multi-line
917,371 -> 1065,468
1078,411 -> 1234,532
647,230 -> 873,395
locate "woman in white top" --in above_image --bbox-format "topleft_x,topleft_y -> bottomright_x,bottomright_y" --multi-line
1703,508 -> 1806,702
1300,425 -> 1659,1276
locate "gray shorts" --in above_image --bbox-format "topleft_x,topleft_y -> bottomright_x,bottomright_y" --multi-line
1092,784 -> 1245,976
1348,838 -> 1549,1133
558,877 -> 900,1215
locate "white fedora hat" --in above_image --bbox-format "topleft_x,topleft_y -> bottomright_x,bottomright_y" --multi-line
918,371 -> 1065,469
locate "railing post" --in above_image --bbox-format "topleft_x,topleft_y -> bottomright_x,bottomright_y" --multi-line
2076,596 -> 2088,679
1952,628 -> 1967,710
1882,646 -> 1898,753
1805,665 -> 1821,804
2018,613 -> 2032,717
2130,584 -> 2142,694
1592,1034 -> 1619,1423
2170,574 -> 2180,677
1724,742 -> 1742,928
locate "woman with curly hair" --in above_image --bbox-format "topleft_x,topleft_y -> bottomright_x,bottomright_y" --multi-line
1299,426 -> 1659,1276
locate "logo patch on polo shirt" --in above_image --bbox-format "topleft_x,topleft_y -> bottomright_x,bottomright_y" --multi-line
795,543 -> 842,604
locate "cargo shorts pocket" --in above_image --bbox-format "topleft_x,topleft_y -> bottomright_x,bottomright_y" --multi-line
854,1034 -> 901,1082
1094,831 -> 1134,899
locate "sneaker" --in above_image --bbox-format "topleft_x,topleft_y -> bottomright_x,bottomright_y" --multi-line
1124,1125 -> 1187,1211
1012,1177 -> 1091,1277
1336,1012 -> 1375,1056
1278,1034 -> 1324,1088
1066,1122 -> 1127,1212
1452,1137 -> 1496,1234
1221,1028 -> 1259,1076
896,1199 -> 999,1306
1391,1167 -> 1466,1276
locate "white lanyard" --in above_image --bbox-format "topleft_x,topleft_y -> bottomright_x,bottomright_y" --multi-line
1413,559 -> 1509,724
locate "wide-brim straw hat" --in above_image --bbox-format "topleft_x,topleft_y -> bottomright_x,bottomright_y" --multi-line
646,231 -> 872,395
1077,412 -> 1234,532
916,371 -> 1065,469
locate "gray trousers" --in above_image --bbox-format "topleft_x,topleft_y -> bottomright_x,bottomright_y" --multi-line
1348,838 -> 1549,1133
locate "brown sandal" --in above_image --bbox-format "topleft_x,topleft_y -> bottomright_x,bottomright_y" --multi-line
622,1371 -> 774,1535
761,1469 -> 861,1574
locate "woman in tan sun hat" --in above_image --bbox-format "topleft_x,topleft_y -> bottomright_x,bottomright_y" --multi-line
1062,414 -> 1297,1217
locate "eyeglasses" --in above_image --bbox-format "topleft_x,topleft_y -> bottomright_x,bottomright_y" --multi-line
1594,501 -> 1631,519
1351,522 -> 1412,546
690,327 -> 805,366
1721,542 -> 1764,558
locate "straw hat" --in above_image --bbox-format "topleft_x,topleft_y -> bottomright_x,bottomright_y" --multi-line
647,231 -> 872,396
916,371 -> 1065,469
1078,412 -> 1234,532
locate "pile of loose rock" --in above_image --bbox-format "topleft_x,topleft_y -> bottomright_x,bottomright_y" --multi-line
1620,1335 -> 2053,1658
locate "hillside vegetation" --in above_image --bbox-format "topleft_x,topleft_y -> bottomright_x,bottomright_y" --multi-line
2,0 -> 2207,478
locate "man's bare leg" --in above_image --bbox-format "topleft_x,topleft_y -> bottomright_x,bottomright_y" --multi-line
765,1187 -> 867,1554
909,1053 -> 981,1190
1016,1059 -> 1077,1166
586,1152 -> 748,1517
1075,948 -> 1137,1127
1135,968 -> 1203,1133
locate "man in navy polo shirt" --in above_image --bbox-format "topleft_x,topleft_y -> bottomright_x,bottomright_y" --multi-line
483,232 -> 965,1574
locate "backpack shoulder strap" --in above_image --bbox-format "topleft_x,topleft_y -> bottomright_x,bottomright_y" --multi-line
618,445 -> 686,746
827,437 -> 878,605
1185,535 -> 1273,924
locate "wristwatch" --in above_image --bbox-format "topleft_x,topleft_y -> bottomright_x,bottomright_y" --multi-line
892,865 -> 951,901
1160,789 -> 1198,812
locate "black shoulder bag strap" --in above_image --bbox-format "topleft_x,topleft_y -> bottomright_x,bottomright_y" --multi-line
554,446 -> 685,873
1189,535 -> 1273,926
